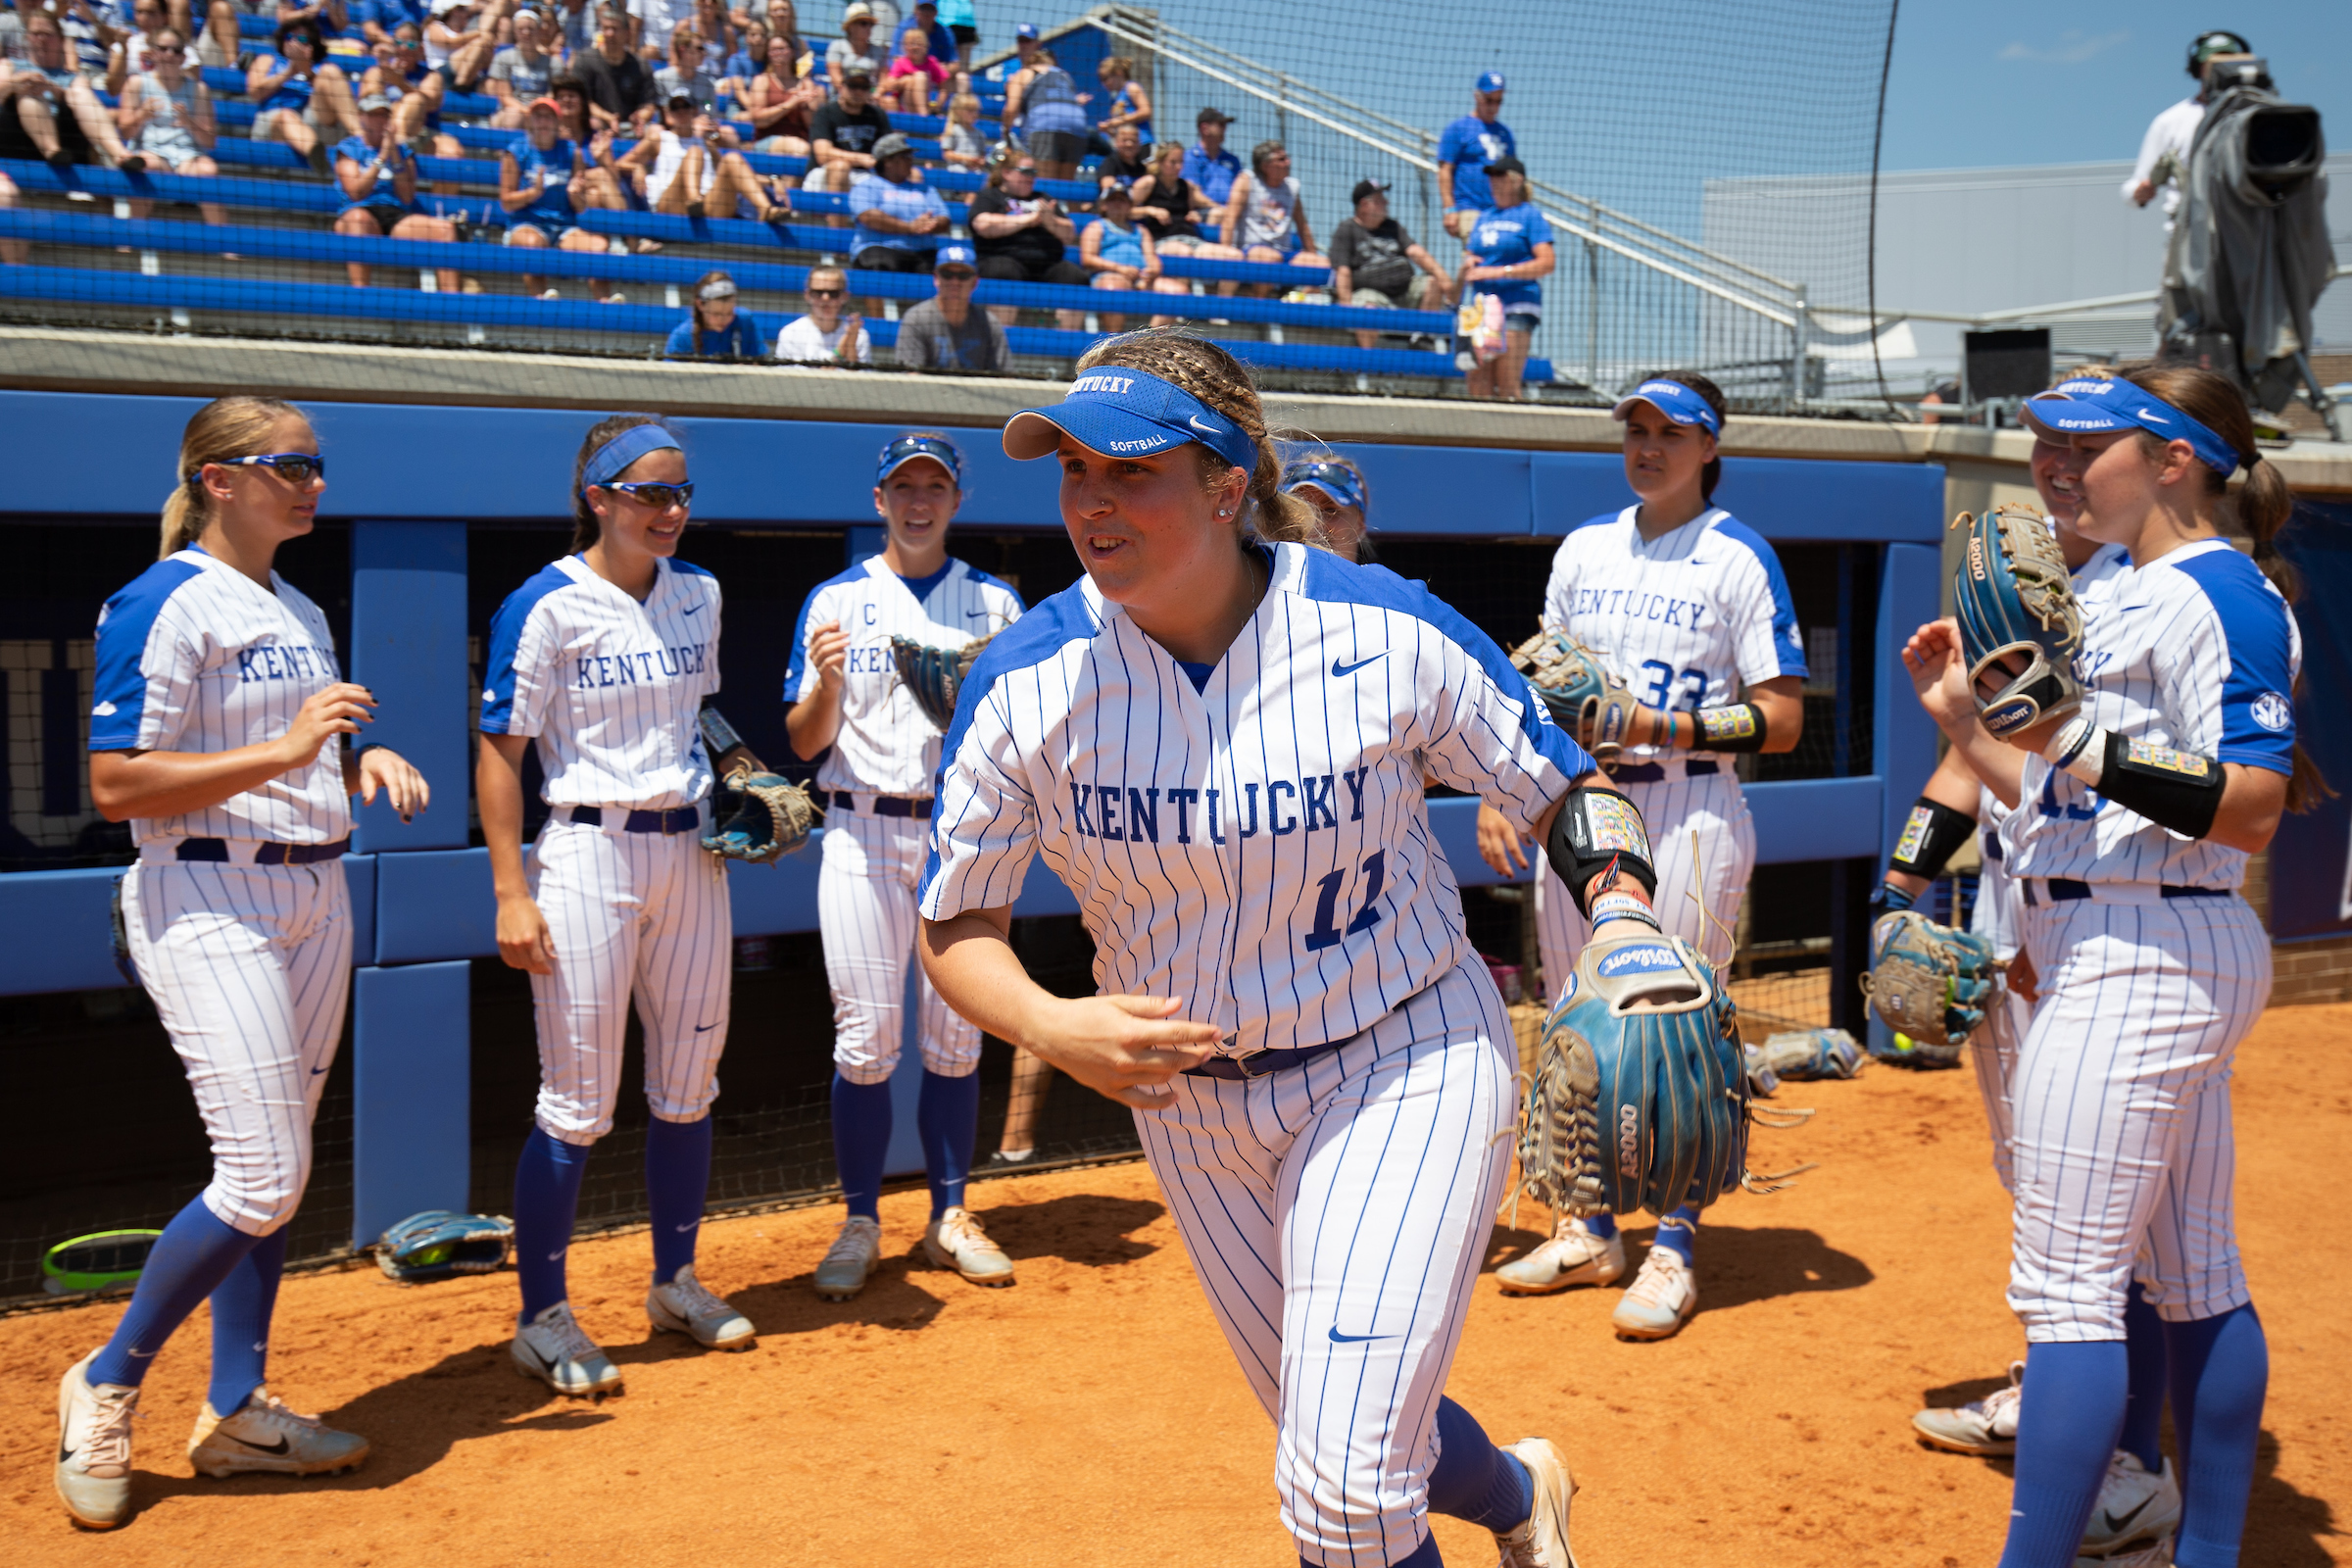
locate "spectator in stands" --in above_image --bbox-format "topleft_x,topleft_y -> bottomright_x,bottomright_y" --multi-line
933,0 -> 971,69
1436,70 -> 1511,240
877,17 -> 943,117
937,86 -> 983,168
652,19 -> 717,108
365,24 -> 449,149
553,0 -> 593,54
1280,452 -> 1371,563
1094,53 -> 1147,143
116,27 -> 227,223
1096,119 -> 1148,192
1456,155 -> 1550,400
848,129 -> 947,285
331,90 -> 461,290
501,95 -> 621,297
1219,138 -> 1329,298
248,16 -> 363,172
196,0 -> 263,70
691,0 -> 732,71
0,171 -> 24,265
893,0 -> 946,61
105,0 -> 195,96
45,0 -> 123,76
807,62 -> 888,204
616,88 -> 786,221
357,0 -> 430,47
666,269 -> 767,356
1180,104 -> 1238,207
718,14 -> 760,84
823,0 -> 881,96
630,0 -> 697,63
1329,176 -> 1448,350
773,261 -> 869,364
487,4 -> 564,125
1003,43 -> 1083,181
895,240 -> 1006,370
422,0 -> 496,93
999,19 -> 1040,97
1130,137 -> 1236,262
573,2 -> 655,130
967,147 -> 1085,328
2127,29 -> 2248,227
1081,182 -> 1185,331
1,12 -> 136,175
760,0 -> 810,78
738,25 -> 815,154
548,67 -> 593,135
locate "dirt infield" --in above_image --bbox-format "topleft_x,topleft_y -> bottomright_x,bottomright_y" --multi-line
3,1005 -> 2348,1567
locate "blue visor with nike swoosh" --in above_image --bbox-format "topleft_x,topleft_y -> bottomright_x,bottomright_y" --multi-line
1611,378 -> 1722,437
2021,376 -> 2240,476
1002,368 -> 1258,473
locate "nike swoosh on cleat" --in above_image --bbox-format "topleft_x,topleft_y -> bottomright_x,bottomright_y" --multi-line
1327,1327 -> 1395,1344
2101,1494 -> 2156,1534
1332,654 -> 1387,678
59,1445 -> 74,1463
525,1343 -> 563,1375
229,1434 -> 292,1455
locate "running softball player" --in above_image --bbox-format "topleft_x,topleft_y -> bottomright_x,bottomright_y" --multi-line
1487,372 -> 1805,1340
56,396 -> 430,1530
1909,366 -> 2316,1568
917,327 -> 1676,1567
784,432 -> 1025,1298
477,415 -> 760,1399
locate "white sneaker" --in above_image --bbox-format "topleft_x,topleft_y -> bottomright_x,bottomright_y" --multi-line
646,1263 -> 755,1349
1494,1436 -> 1578,1567
2081,1452 -> 2181,1557
1495,1216 -> 1626,1297
511,1302 -> 622,1397
2075,1542 -> 2173,1568
812,1215 -> 882,1301
56,1350 -> 138,1530
188,1390 -> 368,1477
922,1205 -> 1015,1287
1610,1245 -> 1696,1341
1912,1361 -> 2024,1455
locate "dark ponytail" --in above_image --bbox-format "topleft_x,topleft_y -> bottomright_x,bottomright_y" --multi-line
1639,369 -> 1729,502
568,413 -> 668,552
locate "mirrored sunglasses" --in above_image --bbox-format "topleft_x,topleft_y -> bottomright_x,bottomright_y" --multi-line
196,453 -> 326,484
601,480 -> 695,509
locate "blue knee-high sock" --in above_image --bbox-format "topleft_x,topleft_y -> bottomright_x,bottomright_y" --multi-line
1653,1205 -> 1699,1264
1426,1396 -> 1533,1533
2120,1281 -> 2170,1475
513,1126 -> 592,1323
831,1073 -> 893,1221
206,1226 -> 290,1416
917,1068 -> 980,1219
644,1113 -> 712,1286
1998,1341 -> 2130,1568
1582,1212 -> 1617,1241
2165,1305 -> 2268,1568
87,1198 -> 263,1389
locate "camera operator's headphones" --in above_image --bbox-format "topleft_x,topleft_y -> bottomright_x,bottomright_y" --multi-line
2186,30 -> 2250,75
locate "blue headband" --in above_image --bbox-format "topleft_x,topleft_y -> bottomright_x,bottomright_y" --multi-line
1001,368 -> 1257,473
2022,377 -> 2240,476
1611,379 -> 1723,437
877,433 -> 964,485
1281,459 -> 1367,514
581,423 -> 682,496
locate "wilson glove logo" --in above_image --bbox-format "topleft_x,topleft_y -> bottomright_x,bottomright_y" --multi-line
1597,944 -> 1682,979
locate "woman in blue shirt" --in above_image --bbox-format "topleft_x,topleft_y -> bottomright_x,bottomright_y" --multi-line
1457,156 -> 1552,402
665,270 -> 766,358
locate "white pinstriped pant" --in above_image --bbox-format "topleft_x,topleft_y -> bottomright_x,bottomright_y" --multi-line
2008,891 -> 2270,1341
818,808 -> 980,1086
1136,956 -> 1516,1565
121,858 -> 352,1236
527,817 -> 732,1144
1972,986 -> 2028,1195
1534,769 -> 1752,995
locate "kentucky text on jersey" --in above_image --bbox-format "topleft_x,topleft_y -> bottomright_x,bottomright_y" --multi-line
573,641 -> 710,688
1561,585 -> 1712,630
236,643 -> 341,681
1068,771 -> 1375,841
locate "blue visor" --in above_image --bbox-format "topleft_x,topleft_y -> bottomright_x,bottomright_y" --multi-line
2022,377 -> 2240,476
878,432 -> 963,484
1612,379 -> 1722,437
1281,459 -> 1366,514
581,422 -> 681,496
1003,368 -> 1258,473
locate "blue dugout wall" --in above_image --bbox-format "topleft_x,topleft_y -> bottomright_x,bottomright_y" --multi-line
0,389 -> 1943,1245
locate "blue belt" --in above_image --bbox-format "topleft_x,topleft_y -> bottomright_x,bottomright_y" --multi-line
1606,759 -> 1718,785
565,805 -> 701,834
176,835 -> 351,865
2030,878 -> 2227,905
832,791 -> 933,819
1184,1038 -> 1347,1081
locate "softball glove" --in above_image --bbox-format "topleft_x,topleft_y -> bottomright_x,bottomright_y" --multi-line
1953,505 -> 2084,737
1753,1028 -> 1866,1084
1508,627 -> 1641,765
892,632 -> 995,733
376,1209 -> 513,1284
1857,909 -> 2002,1054
702,764 -> 820,864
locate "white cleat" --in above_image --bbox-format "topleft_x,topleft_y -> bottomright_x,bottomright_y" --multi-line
2081,1452 -> 2181,1557
1912,1361 -> 2024,1455
1494,1216 -> 1627,1296
922,1205 -> 1015,1288
1610,1245 -> 1696,1341
812,1215 -> 883,1300
56,1350 -> 138,1530
646,1263 -> 756,1349
188,1390 -> 368,1478
2075,1541 -> 2173,1568
512,1301 -> 623,1398
1494,1436 -> 1579,1567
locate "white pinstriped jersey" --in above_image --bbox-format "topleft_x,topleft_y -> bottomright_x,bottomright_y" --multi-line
479,554 -> 722,809
918,542 -> 1592,1059
2001,538 -> 2300,890
785,556 -> 1023,798
89,547 -> 350,849
1542,506 -> 1805,759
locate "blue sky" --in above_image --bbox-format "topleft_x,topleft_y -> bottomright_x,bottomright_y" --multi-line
1881,1 -> 2352,170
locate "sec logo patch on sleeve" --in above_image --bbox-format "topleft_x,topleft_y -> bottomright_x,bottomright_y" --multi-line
2251,692 -> 2293,732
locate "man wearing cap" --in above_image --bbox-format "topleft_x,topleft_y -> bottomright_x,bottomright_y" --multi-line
499,94 -> 623,299
895,242 -> 1009,371
2126,29 -> 2249,226
486,4 -> 564,126
826,2 -> 886,95
894,0 -> 952,67
1437,70 -> 1515,239
808,59 -> 892,203
849,129 -> 950,277
1181,104 -> 1241,208
573,2 -> 658,130
1328,177 -> 1450,349
615,88 -> 789,223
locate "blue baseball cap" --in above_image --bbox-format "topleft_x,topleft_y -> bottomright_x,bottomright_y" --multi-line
2021,375 -> 2239,475
932,241 -> 977,272
1014,21 -> 1037,38
1612,378 -> 1722,437
1003,368 -> 1257,472
1476,70 -> 1505,94
877,432 -> 963,485
1281,458 -> 1366,514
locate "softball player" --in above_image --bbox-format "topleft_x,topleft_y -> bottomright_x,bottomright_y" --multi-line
1280,451 -> 1373,564
1909,366 -> 2314,1568
785,432 -> 1025,1298
477,415 -> 760,1399
1488,372 -> 1805,1341
57,396 -> 429,1531
918,327 -> 1672,1567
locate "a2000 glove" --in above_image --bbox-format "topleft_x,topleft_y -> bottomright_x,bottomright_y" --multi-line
1953,504 -> 2084,737
892,633 -> 995,733
1857,909 -> 2002,1053
376,1209 -> 513,1284
1508,627 -> 1641,765
702,764 -> 820,864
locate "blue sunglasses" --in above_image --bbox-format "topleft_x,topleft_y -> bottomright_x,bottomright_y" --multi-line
599,479 -> 695,509
191,452 -> 326,484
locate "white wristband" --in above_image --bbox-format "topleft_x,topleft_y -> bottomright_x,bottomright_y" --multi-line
2042,716 -> 2106,786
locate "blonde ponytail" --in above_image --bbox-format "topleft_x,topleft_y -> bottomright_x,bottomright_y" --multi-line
162,396 -> 307,561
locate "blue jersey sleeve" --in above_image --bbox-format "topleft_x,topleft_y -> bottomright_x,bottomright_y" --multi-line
1437,117 -> 1469,167
88,559 -> 206,752
1524,205 -> 1553,248
2172,550 -> 2298,772
663,319 -> 700,357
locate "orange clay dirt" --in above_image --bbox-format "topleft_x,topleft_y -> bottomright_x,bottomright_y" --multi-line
2,1003 -> 2348,1568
